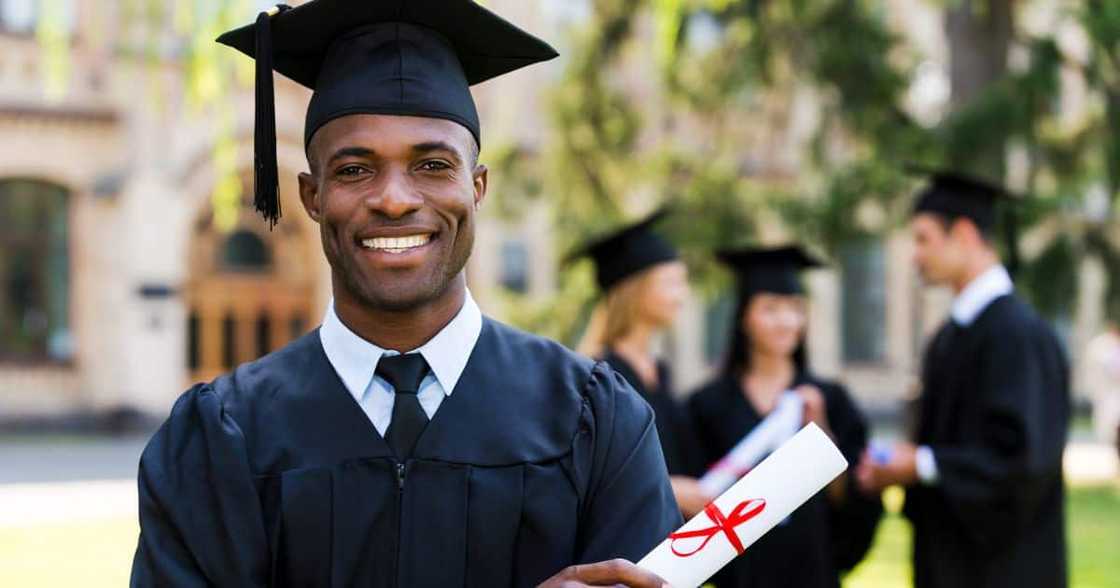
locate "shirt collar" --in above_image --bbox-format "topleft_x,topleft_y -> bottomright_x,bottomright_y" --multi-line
319,290 -> 483,401
951,264 -> 1013,327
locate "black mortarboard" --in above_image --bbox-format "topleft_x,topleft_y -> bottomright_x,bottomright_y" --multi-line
907,165 -> 1021,274
716,245 -> 824,298
217,1 -> 558,227
569,209 -> 680,292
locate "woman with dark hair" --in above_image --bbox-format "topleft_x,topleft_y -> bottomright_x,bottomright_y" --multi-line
573,209 -> 710,518
688,245 -> 881,588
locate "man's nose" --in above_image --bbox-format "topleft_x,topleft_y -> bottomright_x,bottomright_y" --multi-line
368,170 -> 422,219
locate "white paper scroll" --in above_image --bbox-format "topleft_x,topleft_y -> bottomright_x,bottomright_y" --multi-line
697,392 -> 804,497
638,423 -> 847,588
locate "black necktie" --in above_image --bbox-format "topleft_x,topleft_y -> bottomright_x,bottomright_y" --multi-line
377,353 -> 432,459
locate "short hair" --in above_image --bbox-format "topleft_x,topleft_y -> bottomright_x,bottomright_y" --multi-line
923,211 -> 995,243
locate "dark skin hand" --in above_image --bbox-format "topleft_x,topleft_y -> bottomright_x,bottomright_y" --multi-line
537,559 -> 669,588
299,114 -> 667,587
298,114 -> 487,351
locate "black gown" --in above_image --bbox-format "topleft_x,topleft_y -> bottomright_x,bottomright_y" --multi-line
131,318 -> 682,587
603,351 -> 703,478
687,372 -> 881,588
904,295 -> 1070,588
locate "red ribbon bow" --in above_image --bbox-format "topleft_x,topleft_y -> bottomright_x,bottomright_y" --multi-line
668,499 -> 767,557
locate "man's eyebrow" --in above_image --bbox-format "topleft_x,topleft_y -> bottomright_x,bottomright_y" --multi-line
411,141 -> 464,160
327,146 -> 377,164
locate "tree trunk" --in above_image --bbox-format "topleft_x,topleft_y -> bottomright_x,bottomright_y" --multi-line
944,0 -> 1015,175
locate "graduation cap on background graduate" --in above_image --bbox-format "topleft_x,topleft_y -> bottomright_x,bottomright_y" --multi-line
568,208 -> 680,292
716,245 -> 825,299
906,164 -> 1022,275
715,245 -> 824,376
217,0 -> 559,227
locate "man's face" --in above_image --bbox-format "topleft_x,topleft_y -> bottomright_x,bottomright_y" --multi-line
910,213 -> 965,286
299,114 -> 486,311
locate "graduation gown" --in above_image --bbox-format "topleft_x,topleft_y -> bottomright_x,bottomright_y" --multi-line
687,372 -> 881,588
131,318 -> 682,588
603,351 -> 704,477
904,295 -> 1070,588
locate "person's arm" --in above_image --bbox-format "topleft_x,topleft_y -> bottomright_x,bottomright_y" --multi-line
131,384 -> 269,587
562,363 -> 682,586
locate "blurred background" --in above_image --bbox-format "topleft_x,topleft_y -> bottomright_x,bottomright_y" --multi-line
0,0 -> 1118,586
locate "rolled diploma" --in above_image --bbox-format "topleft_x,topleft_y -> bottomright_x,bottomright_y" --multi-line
697,392 -> 804,496
638,423 -> 847,588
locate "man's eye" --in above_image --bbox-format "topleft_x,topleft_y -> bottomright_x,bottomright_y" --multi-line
338,165 -> 367,177
419,160 -> 451,172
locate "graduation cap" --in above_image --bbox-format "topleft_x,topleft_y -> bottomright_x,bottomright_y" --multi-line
217,1 -> 559,227
907,164 -> 1022,274
569,208 -> 680,292
716,245 -> 825,298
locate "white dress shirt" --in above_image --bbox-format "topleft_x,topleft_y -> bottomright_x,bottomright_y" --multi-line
319,290 -> 484,436
917,264 -> 1014,485
950,264 -> 1015,327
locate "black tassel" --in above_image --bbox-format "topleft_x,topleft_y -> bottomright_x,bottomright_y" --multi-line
254,5 -> 290,229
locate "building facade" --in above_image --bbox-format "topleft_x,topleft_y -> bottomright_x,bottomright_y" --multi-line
0,0 -> 1103,426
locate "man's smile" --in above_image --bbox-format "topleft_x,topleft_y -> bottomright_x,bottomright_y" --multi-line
360,233 -> 433,254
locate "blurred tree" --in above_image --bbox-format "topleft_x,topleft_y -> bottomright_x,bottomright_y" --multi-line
506,0 -> 930,343
503,0 -> 1120,343
38,0 -> 259,232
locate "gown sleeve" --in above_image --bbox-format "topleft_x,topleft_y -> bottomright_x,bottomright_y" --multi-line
684,379 -> 729,473
130,383 -> 270,587
574,362 -> 684,564
927,319 -> 1069,552
820,382 -> 883,572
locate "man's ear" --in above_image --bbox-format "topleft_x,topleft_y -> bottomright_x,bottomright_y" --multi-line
949,216 -> 982,247
298,172 -> 322,223
472,164 -> 488,210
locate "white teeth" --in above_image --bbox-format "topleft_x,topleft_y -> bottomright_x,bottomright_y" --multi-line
361,234 -> 431,252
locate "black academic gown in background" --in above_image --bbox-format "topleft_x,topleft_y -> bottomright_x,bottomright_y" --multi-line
603,352 -> 704,478
904,295 -> 1070,588
688,372 -> 882,588
131,319 -> 682,588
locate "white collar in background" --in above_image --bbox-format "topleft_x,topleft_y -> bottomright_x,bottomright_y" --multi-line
951,264 -> 1013,327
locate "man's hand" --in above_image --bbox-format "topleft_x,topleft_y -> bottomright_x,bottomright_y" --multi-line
670,476 -> 713,519
856,442 -> 918,493
537,559 -> 669,588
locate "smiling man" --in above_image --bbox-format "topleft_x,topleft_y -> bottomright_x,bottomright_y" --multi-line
129,2 -> 679,587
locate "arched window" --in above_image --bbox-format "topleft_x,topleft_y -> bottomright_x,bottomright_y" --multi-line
220,230 -> 271,272
0,180 -> 71,362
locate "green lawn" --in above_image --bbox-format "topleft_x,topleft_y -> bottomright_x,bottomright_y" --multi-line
846,484 -> 1120,588
1,485 -> 1116,587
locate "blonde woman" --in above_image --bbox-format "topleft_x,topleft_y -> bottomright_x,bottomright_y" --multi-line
573,210 -> 710,517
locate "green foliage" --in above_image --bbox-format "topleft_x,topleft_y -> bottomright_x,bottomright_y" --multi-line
1018,233 -> 1080,319
35,0 -> 71,101
512,0 -> 1120,332
527,0 -> 926,327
